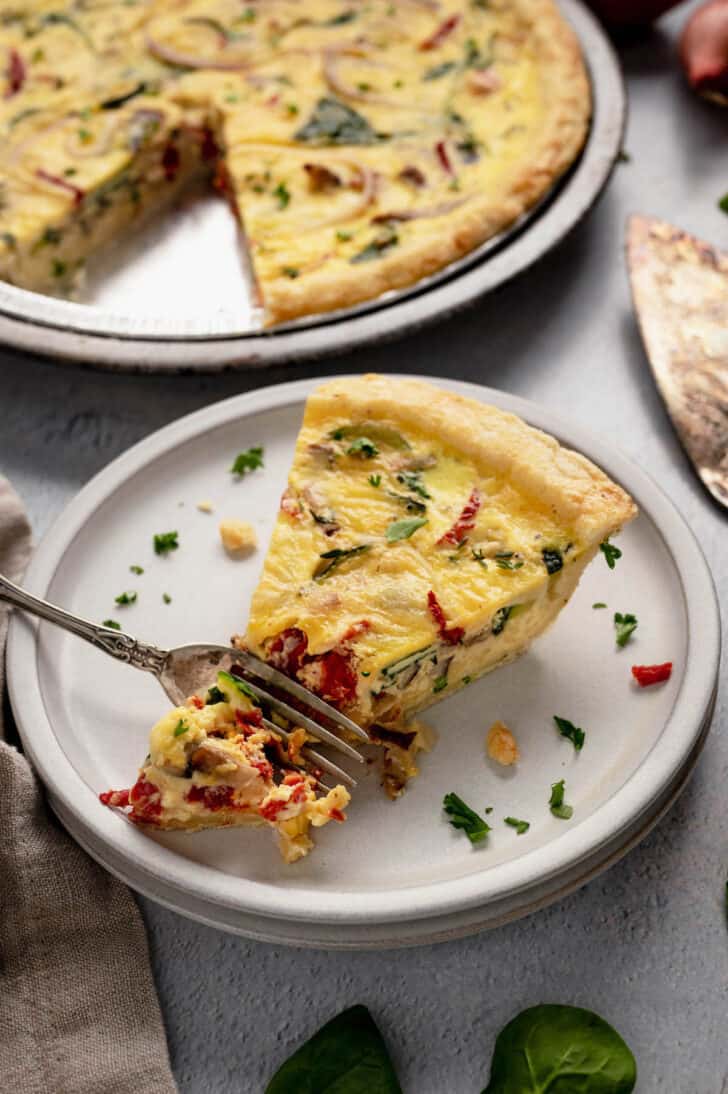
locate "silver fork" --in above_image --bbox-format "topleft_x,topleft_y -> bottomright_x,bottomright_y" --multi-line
0,573 -> 368,789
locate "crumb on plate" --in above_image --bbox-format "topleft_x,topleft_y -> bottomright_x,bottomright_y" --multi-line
220,518 -> 257,555
197,500 -> 214,513
487,720 -> 520,766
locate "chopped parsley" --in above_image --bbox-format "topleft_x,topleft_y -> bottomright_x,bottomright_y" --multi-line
396,470 -> 430,499
504,816 -> 530,835
273,181 -> 290,208
295,97 -> 378,146
542,547 -> 563,575
599,539 -> 622,569
153,531 -> 179,555
385,516 -> 427,542
281,266 -> 299,278
206,685 -> 226,705
173,719 -> 189,737
433,675 -> 448,693
423,60 -> 457,81
719,192 -> 728,215
163,593 -> 172,604
554,715 -> 585,751
549,779 -> 573,820
129,565 -> 144,575
462,675 -> 472,685
614,611 -> 638,648
368,473 -> 381,487
336,230 -> 353,242
491,606 -> 512,635
495,552 -> 524,571
443,792 -> 491,844
351,228 -> 399,264
286,103 -> 298,115
314,544 -> 371,581
102,618 -> 121,630
230,446 -> 264,475
347,437 -> 379,458
114,591 -> 137,606
324,8 -> 357,24
472,547 -> 488,569
592,602 -> 607,609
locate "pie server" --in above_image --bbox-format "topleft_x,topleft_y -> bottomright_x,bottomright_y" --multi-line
627,214 -> 728,511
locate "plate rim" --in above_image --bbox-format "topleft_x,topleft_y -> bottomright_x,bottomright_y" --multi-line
8,375 -> 721,925
0,0 -> 626,369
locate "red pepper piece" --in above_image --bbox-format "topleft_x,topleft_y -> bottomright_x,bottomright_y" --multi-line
5,48 -> 25,98
435,140 -> 454,176
129,777 -> 162,820
268,627 -> 309,675
329,807 -> 347,822
190,695 -> 204,710
419,14 -> 461,50
259,797 -> 289,822
35,168 -> 85,206
427,589 -> 464,645
317,648 -> 359,705
99,788 -> 130,807
437,487 -> 482,546
632,662 -> 673,687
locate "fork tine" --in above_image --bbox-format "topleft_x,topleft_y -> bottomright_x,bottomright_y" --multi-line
261,718 -> 356,789
233,650 -> 370,743
235,675 -> 366,764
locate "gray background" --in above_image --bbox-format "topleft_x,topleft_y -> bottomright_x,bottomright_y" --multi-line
2,3 -> 727,1090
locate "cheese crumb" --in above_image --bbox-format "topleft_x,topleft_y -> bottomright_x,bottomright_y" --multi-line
197,500 -> 214,513
219,519 -> 257,555
487,720 -> 520,766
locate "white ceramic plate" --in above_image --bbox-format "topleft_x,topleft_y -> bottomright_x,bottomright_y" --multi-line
8,377 -> 720,948
0,0 -> 625,370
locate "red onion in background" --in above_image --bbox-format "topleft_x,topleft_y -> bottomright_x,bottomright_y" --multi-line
680,0 -> 728,101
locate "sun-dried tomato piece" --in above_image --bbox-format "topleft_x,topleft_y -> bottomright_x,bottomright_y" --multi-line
427,589 -> 464,645
632,662 -> 673,687
267,627 -> 309,675
186,784 -> 235,811
419,14 -> 461,50
5,49 -> 25,98
317,648 -> 359,705
437,487 -> 482,546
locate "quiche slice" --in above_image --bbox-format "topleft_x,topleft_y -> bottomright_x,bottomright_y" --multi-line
244,376 -> 637,778
101,669 -> 349,863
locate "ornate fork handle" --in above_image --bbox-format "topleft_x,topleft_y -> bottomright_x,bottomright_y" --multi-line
0,572 -> 168,676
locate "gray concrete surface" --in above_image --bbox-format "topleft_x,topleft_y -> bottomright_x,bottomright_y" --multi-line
2,4 -> 727,1090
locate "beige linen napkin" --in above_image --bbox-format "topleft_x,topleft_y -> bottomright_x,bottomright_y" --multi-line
0,476 -> 177,1094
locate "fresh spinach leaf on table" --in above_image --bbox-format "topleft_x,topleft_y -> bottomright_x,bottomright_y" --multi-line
265,1004 -> 402,1093
481,1004 -> 636,1093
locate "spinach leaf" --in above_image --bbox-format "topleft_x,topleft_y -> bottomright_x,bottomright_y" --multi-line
541,547 -> 563,574
491,606 -> 512,635
314,544 -> 371,581
265,1004 -> 402,1093
396,470 -> 430,498
386,516 -> 427,542
482,1004 -> 636,1093
295,97 -> 378,145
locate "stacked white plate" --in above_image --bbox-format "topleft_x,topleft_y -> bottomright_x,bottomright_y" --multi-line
8,378 -> 719,948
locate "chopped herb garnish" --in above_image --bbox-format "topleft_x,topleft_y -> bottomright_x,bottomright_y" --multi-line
129,565 -> 144,575
433,675 -> 448,693
206,685 -> 227,705
504,816 -> 530,835
462,675 -> 472,685
114,590 -> 137,606
102,618 -> 121,630
549,779 -> 573,820
324,8 -> 357,24
314,544 -> 371,581
357,82 -> 371,92
495,552 -> 524,571
273,181 -> 290,208
230,446 -> 264,475
386,516 -> 428,542
614,611 -> 638,648
423,60 -> 457,81
720,193 -> 728,215
173,719 -> 189,737
492,606 -> 512,635
286,102 -> 298,115
336,229 -> 352,242
472,547 -> 488,569
295,97 -> 378,146
153,531 -> 179,556
542,547 -> 563,574
599,539 -> 622,569
443,792 -> 491,844
592,602 -> 607,609
554,715 -> 585,751
396,470 -> 430,499
347,436 -> 379,458
368,473 -> 381,487
281,266 -> 299,278
163,593 -> 172,604
351,228 -> 398,264
236,6 -> 256,21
